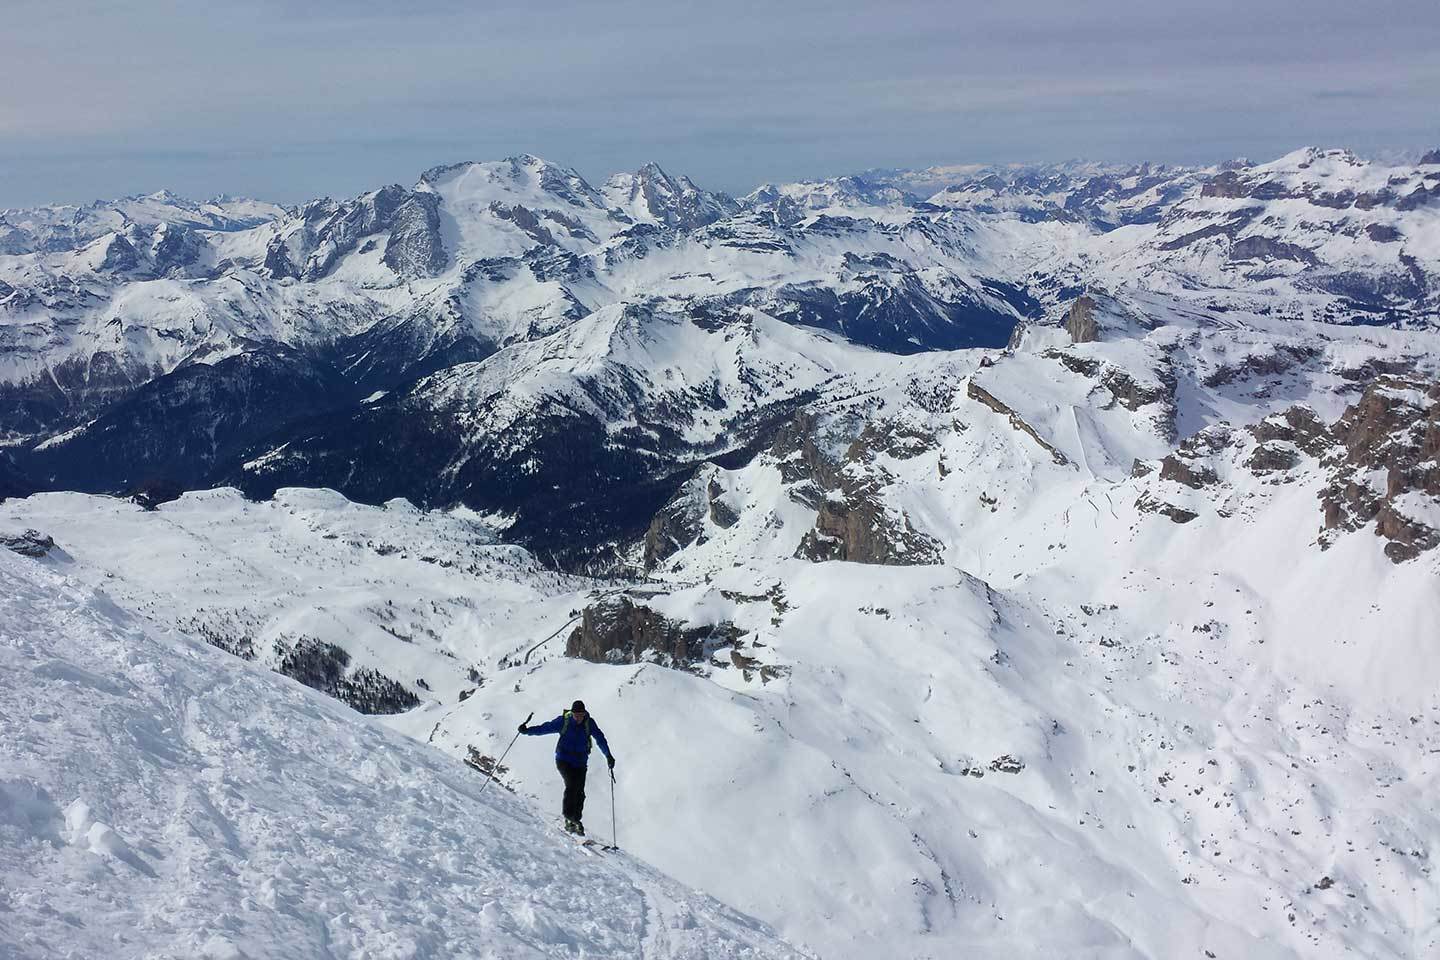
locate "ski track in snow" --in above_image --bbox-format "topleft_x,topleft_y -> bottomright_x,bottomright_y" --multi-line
0,551 -> 808,960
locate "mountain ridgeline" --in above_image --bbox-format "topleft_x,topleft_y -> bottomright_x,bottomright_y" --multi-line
2,148 -> 1438,565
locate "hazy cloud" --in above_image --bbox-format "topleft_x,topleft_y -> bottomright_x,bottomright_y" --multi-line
2,0 -> 1437,206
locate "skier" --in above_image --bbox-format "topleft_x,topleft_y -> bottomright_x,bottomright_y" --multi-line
519,700 -> 615,836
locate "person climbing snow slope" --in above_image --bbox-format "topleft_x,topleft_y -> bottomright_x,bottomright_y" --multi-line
519,700 -> 615,836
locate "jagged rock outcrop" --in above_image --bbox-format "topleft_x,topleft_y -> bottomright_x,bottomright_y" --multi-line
790,417 -> 945,565
642,468 -> 740,570
1158,453 -> 1219,489
1229,236 -> 1318,265
1243,406 -> 1330,474
1248,406 -> 1331,455
1044,346 -> 1178,439
1139,426 -> 1238,520
1321,376 -> 1440,561
605,163 -> 741,232
1135,492 -> 1198,524
1061,290 -> 1160,346
383,192 -> 446,278
1201,344 -> 1321,388
262,185 -> 448,281
1067,295 -> 1099,343
98,234 -> 140,273
1137,376 -> 1440,561
566,595 -> 741,669
1,529 -> 56,558
966,380 -> 1069,465
797,493 -> 943,564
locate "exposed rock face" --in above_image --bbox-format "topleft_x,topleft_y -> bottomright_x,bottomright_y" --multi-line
566,595 -> 740,669
707,478 -> 740,528
1060,290 -> 1157,346
797,494 -> 942,564
262,185 -> 448,281
383,193 -> 447,278
1,529 -> 55,558
752,267 -> 1024,354
1135,493 -> 1198,524
1229,236 -> 1318,264
1139,426 -> 1235,519
1045,346 -> 1178,438
1158,453 -> 1219,489
1137,376 -> 1440,562
98,234 -> 140,273
1244,442 -> 1301,474
1067,295 -> 1099,343
1321,376 -> 1440,561
605,163 -> 741,232
1247,406 -> 1330,456
1104,365 -> 1176,414
642,466 -> 743,569
149,223 -> 207,277
1200,171 -> 1251,199
1395,182 -> 1440,212
1201,344 -> 1321,388
792,418 -> 945,565
644,480 -> 707,570
488,202 -> 558,246
966,380 -> 1069,465
769,411 -> 843,498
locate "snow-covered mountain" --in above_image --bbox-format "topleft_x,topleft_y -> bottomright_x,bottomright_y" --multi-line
0,190 -> 285,256
6,146 -> 1435,565
1072,148 -> 1440,325
6,280 -> 1439,957
0,546 -> 807,959
920,159 -> 1212,228
4,146 -> 1440,958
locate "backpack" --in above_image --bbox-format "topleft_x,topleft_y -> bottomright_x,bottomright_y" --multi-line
560,709 -> 592,744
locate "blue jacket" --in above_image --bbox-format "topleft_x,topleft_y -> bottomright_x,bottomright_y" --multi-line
524,711 -> 612,768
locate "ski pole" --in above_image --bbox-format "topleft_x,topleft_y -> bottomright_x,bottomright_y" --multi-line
478,711 -> 532,796
607,767 -> 618,850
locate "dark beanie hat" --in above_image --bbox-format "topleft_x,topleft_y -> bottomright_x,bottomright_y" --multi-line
572,699 -> 586,712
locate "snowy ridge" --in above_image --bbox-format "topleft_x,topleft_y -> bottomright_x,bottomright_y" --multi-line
0,548 -> 809,960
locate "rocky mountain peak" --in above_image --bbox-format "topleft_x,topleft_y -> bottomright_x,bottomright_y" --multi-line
604,162 -> 739,230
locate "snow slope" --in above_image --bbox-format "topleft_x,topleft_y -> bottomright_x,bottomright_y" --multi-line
0,547 -> 809,959
8,331 -> 1439,960
0,487 -> 587,709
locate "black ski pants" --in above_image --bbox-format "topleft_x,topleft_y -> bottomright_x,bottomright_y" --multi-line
557,760 -> 587,823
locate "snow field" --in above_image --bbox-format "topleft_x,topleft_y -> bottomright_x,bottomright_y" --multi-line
0,549 -> 808,960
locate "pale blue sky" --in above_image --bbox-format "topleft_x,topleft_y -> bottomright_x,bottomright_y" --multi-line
2,0 -> 1437,206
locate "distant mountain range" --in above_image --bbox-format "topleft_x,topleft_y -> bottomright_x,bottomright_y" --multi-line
2,147 -> 1437,564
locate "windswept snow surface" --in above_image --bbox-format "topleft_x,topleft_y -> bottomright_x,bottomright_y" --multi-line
0,549 -> 809,960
